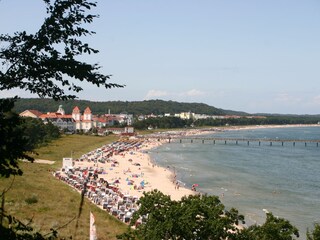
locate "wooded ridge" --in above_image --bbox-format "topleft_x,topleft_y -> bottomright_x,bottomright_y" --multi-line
13,98 -> 248,116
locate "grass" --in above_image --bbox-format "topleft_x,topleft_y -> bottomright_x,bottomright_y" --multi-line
0,134 -> 128,240
31,134 -> 119,165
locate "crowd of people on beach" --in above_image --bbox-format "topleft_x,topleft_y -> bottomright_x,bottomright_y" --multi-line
53,134 -> 199,225
54,139 -> 147,224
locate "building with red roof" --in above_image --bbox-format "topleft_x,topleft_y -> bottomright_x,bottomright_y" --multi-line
38,105 -> 75,131
19,109 -> 43,118
20,105 -> 124,133
72,106 -> 94,132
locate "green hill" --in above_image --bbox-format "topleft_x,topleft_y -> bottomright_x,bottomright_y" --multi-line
0,135 -> 126,240
13,98 -> 248,116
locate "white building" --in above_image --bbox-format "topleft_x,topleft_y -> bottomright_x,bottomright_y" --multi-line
179,112 -> 194,120
72,106 -> 95,132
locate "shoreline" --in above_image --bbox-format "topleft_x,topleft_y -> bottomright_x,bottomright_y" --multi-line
55,137 -> 196,208
54,137 -> 196,223
59,123 -> 320,200
142,124 -> 320,139
143,123 -> 320,187
106,139 -> 195,201
54,124 -> 319,224
187,124 -> 320,136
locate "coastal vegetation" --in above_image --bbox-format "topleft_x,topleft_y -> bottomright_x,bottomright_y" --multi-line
13,98 -> 320,123
118,190 -> 302,240
21,117 -> 61,148
133,116 -> 192,130
13,98 -> 243,116
193,116 -> 320,127
133,115 -> 320,130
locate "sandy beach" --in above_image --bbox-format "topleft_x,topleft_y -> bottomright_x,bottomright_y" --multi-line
54,137 -> 196,223
71,138 -> 195,201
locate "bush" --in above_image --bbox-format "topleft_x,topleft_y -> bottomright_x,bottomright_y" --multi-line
25,195 -> 38,205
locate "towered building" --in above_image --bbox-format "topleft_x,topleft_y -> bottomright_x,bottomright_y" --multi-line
72,106 -> 95,132
37,105 -> 96,132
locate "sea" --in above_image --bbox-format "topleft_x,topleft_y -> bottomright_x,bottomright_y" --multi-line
148,126 -> 320,238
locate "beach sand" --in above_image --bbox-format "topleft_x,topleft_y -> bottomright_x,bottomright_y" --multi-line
73,139 -> 195,201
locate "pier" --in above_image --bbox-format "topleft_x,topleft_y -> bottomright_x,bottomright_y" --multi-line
142,136 -> 320,147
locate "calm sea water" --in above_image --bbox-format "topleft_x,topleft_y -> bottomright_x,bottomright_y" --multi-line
149,126 -> 320,238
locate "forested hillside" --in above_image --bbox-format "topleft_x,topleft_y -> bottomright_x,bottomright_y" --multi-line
13,98 -> 247,116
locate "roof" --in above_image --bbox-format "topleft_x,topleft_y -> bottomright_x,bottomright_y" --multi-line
39,113 -> 59,118
72,106 -> 80,113
44,117 -> 75,123
84,107 -> 92,113
39,113 -> 73,119
19,110 -> 43,117
95,117 -> 108,123
28,110 -> 43,117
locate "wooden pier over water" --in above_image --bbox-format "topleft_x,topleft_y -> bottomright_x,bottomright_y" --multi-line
142,136 -> 320,147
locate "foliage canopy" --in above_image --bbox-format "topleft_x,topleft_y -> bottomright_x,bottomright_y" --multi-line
0,0 -> 123,100
117,190 -> 306,240
0,98 -> 33,177
0,0 -> 122,239
0,0 -> 122,176
118,190 -> 245,240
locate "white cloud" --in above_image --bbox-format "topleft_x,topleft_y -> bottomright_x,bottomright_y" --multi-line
144,90 -> 169,100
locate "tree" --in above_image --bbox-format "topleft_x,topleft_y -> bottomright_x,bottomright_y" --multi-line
0,0 -> 124,101
240,212 -> 299,240
117,190 -> 304,240
0,0 -> 123,177
307,224 -> 320,240
0,0 -> 123,239
118,190 -> 245,240
0,98 -> 34,177
20,117 -> 60,148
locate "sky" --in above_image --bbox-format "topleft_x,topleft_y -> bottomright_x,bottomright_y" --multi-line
0,0 -> 320,114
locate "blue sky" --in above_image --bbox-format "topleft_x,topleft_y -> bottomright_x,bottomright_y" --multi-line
0,0 -> 320,114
